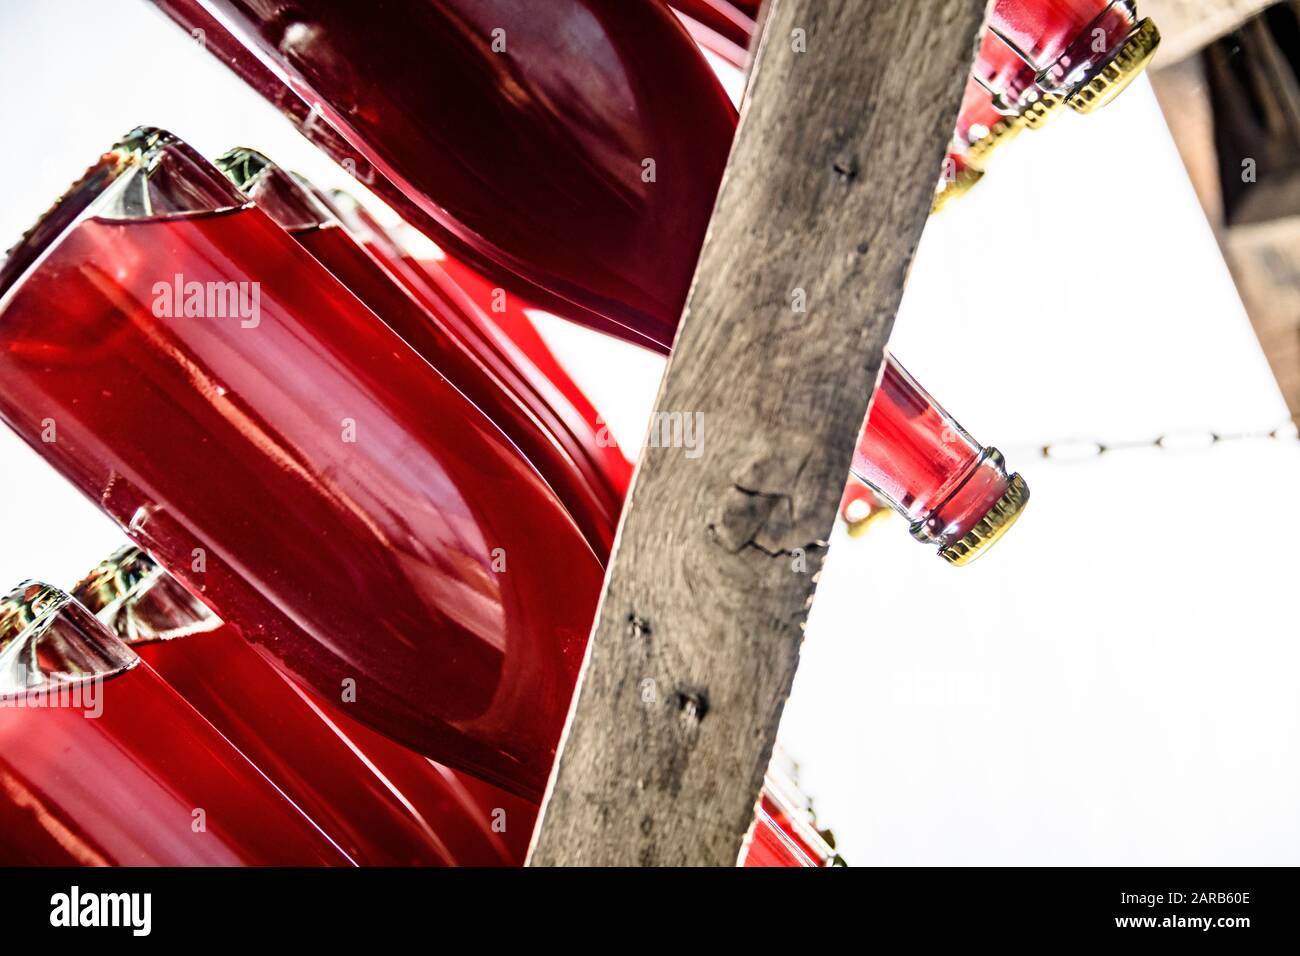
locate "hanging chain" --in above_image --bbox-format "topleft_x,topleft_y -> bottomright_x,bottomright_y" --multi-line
1007,420 -> 1300,463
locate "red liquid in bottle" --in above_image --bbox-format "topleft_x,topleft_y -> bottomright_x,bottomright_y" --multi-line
432,253 -> 634,503
852,357 -> 1024,559
296,222 -> 617,556
742,808 -> 817,868
326,193 -> 631,517
0,664 -> 357,865
0,585 -> 348,865
973,28 -> 1041,108
287,681 -> 534,865
858,362 -> 982,508
991,0 -> 1137,88
944,2 -> 1155,207
669,0 -> 756,50
77,543 -> 528,865
671,6 -> 751,70
415,222 -> 1021,561
956,78 -> 1011,150
214,150 -> 619,554
757,792 -> 834,866
144,630 -> 467,864
0,131 -> 603,800
152,0 -> 737,350
430,758 -> 538,864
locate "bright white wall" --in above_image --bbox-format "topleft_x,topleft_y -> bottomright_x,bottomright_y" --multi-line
1,1 -> 1296,865
776,81 -> 1300,865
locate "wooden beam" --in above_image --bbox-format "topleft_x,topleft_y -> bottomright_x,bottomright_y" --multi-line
528,0 -> 984,867
1153,51 -> 1300,424
1145,0 -> 1275,66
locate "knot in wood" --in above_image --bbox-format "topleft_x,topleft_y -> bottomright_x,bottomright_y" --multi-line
710,482 -> 795,556
672,687 -> 709,724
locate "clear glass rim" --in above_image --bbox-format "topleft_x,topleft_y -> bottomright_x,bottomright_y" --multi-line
73,546 -> 220,645
215,146 -> 336,232
0,581 -> 138,697
0,127 -> 251,309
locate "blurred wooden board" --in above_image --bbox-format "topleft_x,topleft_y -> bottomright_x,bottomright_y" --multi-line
1146,0 -> 1275,65
1153,46 -> 1300,422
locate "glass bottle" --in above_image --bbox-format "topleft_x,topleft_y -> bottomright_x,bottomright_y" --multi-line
962,31 -> 1066,163
330,185 -> 1026,561
74,545 -> 519,865
855,357 -> 1029,564
149,0 -> 737,351
0,581 -> 349,865
937,2 -> 1160,208
320,190 -> 634,512
975,26 -> 1056,114
331,177 -> 1028,561
741,806 -> 820,867
989,0 -> 1161,111
0,128 -> 603,800
753,785 -> 839,866
671,5 -> 750,70
740,779 -> 840,867
214,148 -> 618,556
669,0 -> 756,52
957,77 -> 1020,157
418,227 -> 637,504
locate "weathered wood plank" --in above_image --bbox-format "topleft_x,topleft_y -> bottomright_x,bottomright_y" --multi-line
1153,48 -> 1300,424
527,0 -> 984,867
1145,0 -> 1275,66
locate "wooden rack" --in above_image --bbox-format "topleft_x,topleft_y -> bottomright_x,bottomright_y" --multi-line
528,0 -> 986,867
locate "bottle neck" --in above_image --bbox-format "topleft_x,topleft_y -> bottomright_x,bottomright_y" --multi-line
1,127 -> 249,308
214,147 -> 337,232
73,546 -> 220,645
0,582 -> 137,697
851,356 -> 1028,563
990,0 -> 1132,72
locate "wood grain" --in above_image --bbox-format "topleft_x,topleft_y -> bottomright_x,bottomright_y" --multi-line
1153,48 -> 1300,425
528,0 -> 984,867
1145,0 -> 1275,65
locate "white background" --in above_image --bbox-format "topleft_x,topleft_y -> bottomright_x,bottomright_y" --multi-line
1,0 -> 1297,864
